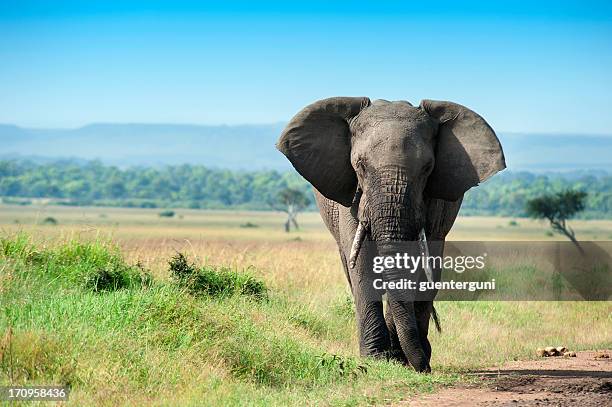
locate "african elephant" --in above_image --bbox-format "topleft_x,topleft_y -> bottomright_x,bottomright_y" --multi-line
276,97 -> 505,372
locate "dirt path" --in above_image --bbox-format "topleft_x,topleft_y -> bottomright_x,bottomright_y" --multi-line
404,351 -> 611,406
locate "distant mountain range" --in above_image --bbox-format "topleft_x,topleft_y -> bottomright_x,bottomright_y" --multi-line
1,123 -> 611,172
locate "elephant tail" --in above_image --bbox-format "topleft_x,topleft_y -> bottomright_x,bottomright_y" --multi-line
431,305 -> 442,333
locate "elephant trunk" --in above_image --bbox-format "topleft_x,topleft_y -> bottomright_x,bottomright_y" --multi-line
377,241 -> 429,372
367,167 -> 430,372
367,167 -> 422,242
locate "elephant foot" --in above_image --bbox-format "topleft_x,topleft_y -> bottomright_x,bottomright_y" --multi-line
410,361 -> 431,373
405,362 -> 431,373
405,351 -> 431,373
386,348 -> 409,366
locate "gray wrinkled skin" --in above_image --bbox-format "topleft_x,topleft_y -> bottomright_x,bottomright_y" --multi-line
277,97 -> 505,372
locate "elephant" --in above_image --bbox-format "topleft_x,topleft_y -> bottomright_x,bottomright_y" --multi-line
276,97 -> 505,372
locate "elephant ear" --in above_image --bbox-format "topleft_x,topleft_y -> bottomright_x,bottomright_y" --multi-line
277,97 -> 370,207
420,100 -> 506,201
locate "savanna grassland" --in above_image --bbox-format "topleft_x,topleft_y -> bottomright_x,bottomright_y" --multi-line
1,205 -> 611,406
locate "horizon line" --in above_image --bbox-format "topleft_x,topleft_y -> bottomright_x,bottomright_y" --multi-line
2,122 -> 612,138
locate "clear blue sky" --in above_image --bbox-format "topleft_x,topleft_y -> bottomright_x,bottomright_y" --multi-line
1,1 -> 611,133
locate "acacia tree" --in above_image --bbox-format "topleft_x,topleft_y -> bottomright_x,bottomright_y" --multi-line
526,189 -> 587,247
271,188 -> 310,232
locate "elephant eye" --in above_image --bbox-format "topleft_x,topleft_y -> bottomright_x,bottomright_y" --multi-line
423,161 -> 434,174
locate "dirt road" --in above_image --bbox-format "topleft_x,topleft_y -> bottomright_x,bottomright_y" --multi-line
405,351 -> 611,406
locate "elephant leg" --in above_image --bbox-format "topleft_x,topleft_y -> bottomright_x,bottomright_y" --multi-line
414,301 -> 433,364
384,297 -> 408,365
386,297 -> 430,372
353,283 -> 390,357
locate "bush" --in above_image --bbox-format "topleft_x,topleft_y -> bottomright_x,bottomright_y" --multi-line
42,217 -> 58,225
158,210 -> 175,218
84,265 -> 152,293
168,253 -> 267,300
240,222 -> 259,228
1,234 -> 152,292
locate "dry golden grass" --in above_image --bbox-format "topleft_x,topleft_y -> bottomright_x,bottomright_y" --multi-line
1,204 -> 611,378
2,204 -> 612,242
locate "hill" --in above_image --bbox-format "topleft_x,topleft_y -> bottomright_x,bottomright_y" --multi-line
0,123 -> 286,170
1,123 -> 611,172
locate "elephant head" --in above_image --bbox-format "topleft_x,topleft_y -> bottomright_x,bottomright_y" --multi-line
277,96 -> 504,239
276,97 -> 505,370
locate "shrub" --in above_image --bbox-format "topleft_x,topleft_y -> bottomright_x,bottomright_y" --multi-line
42,217 -> 58,225
239,222 -> 259,228
59,241 -> 153,292
168,253 -> 267,300
167,252 -> 196,280
0,234 -> 153,292
84,265 -> 151,293
158,210 -> 175,218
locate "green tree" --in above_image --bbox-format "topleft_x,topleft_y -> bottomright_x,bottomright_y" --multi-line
1,160 -> 610,217
271,188 -> 311,232
526,189 -> 587,247
106,179 -> 127,199
0,178 -> 21,196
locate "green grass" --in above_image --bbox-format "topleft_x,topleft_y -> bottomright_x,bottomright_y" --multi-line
168,252 -> 267,300
0,233 -> 456,405
1,231 -> 610,405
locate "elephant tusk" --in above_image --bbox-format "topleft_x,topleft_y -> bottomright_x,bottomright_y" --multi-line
349,222 -> 366,268
419,228 -> 434,283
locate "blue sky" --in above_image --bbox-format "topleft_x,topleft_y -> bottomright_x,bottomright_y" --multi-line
1,1 -> 611,133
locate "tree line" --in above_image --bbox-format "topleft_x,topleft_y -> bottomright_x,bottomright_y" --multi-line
0,160 -> 311,210
0,160 -> 610,218
459,171 -> 611,219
